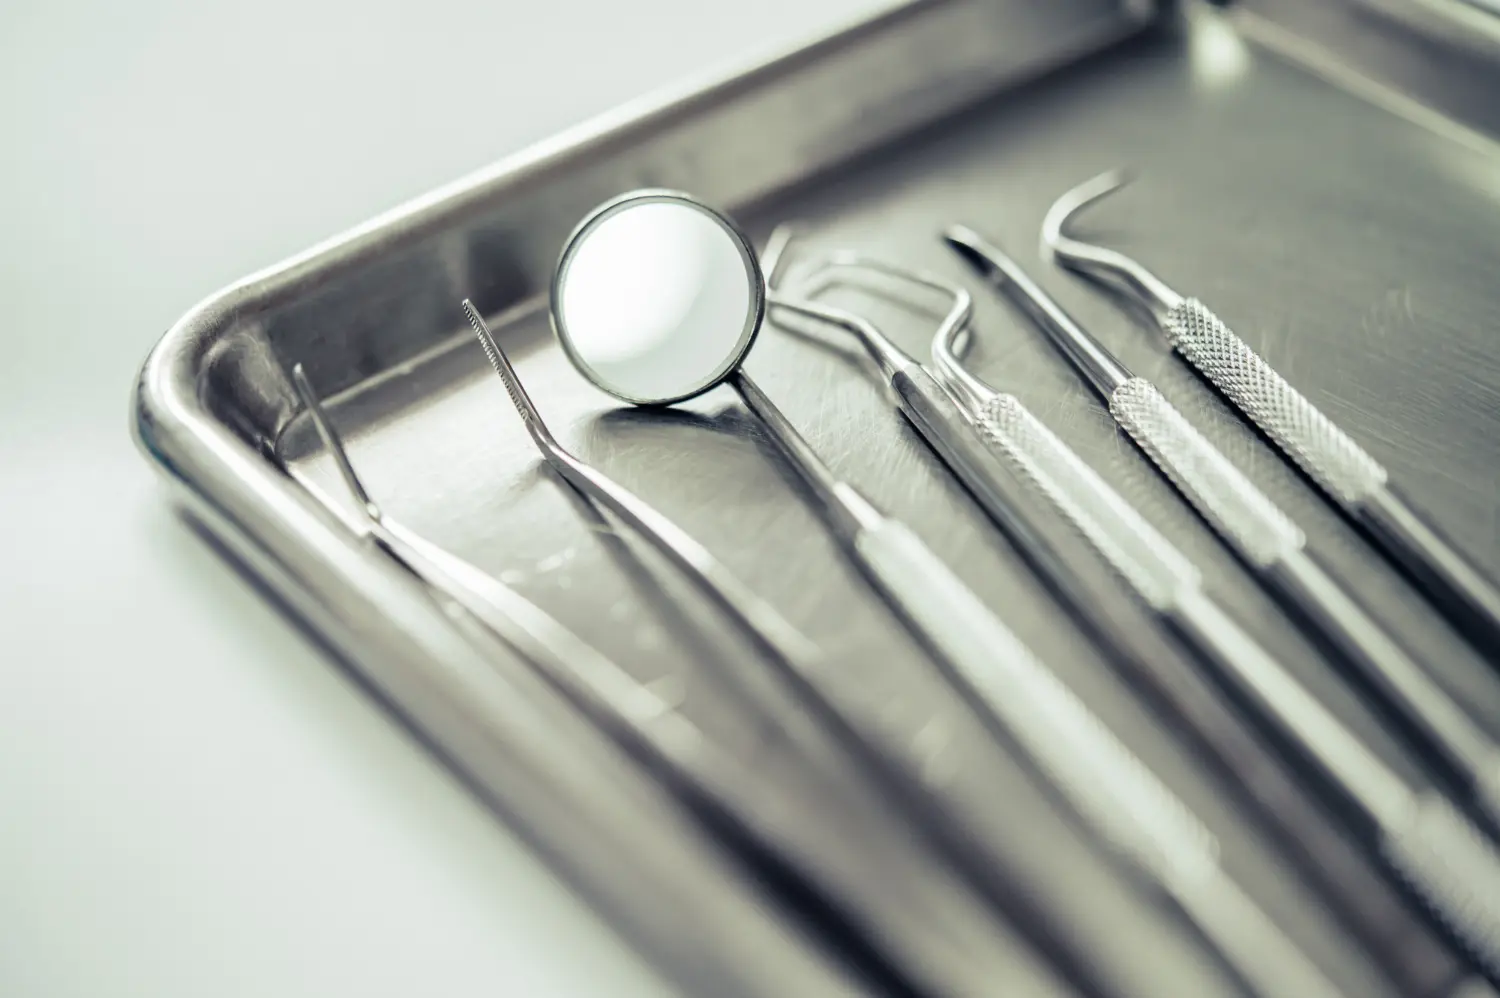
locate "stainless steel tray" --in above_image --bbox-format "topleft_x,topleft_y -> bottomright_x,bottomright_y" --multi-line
133,1 -> 1500,995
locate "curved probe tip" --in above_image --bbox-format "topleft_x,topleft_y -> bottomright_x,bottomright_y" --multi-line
761,224 -> 800,289
1036,171 -> 1181,315
289,362 -> 383,523
941,224 -> 1018,286
1040,168 -> 1135,257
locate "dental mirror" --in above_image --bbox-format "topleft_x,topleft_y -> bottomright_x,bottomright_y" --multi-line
550,189 -> 875,535
551,190 -> 765,405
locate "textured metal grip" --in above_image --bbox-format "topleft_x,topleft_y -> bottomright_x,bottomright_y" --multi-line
853,518 -> 1218,889
1109,378 -> 1304,567
1166,299 -> 1388,505
1381,793 -> 1500,978
976,393 -> 1200,611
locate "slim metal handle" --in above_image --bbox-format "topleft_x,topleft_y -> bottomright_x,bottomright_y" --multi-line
1167,589 -> 1415,824
971,382 -> 1412,810
1359,485 -> 1500,663
941,360 -> 1395,812
972,391 -> 1200,612
1168,299 -> 1500,660
1165,298 -> 1387,504
883,365 -> 1113,595
852,515 -> 1218,883
959,383 -> 1496,993
1381,792 -> 1500,979
1267,548 -> 1500,825
967,382 -> 1500,979
888,361 -> 1451,994
1172,594 -> 1500,986
1173,871 -> 1354,998
1107,377 -> 1305,567
850,516 -> 1348,996
1110,378 -> 1500,824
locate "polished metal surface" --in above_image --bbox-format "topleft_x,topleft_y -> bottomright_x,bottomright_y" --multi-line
947,227 -> 1500,975
948,225 -> 1500,836
912,238 -> 1500,981
290,359 -> 1071,997
464,290 -> 1109,996
473,274 -> 1232,995
775,245 -> 1477,997
769,255 -> 1347,998
1169,588 -> 1500,979
132,0 -> 1500,994
1044,169 -> 1500,665
1235,0 -> 1500,141
1161,297 -> 1390,504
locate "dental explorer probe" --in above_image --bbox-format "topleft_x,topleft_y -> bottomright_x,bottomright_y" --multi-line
944,229 -> 1500,979
1045,170 -> 1500,667
765,247 -> 1352,998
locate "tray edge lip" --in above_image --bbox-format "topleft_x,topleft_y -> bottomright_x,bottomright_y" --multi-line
130,0 -> 948,480
130,0 -> 1157,504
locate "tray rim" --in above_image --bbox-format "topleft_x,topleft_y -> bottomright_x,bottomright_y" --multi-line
129,0 -> 1164,683
126,1 -> 1500,991
131,0 -> 1156,502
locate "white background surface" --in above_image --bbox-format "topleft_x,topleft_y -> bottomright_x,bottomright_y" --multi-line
0,2 -> 877,994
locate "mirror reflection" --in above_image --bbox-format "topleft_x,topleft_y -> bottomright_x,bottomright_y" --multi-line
552,194 -> 762,404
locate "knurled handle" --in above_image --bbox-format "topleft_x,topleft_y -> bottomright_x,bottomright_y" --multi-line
1165,298 -> 1388,505
975,392 -> 1200,611
1381,792 -> 1500,978
853,517 -> 1219,887
1109,378 -> 1305,567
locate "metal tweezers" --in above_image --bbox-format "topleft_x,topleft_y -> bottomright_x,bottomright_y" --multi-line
458,301 -> 1142,998
283,363 -> 986,998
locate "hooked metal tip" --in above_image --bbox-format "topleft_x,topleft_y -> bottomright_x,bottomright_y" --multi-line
1039,168 -> 1135,258
942,224 -> 1024,286
809,253 -> 974,361
762,239 -> 912,384
1036,171 -> 1182,315
941,224 -> 1134,398
776,242 -> 988,408
290,362 -> 382,524
762,224 -> 799,289
779,251 -> 975,389
759,226 -> 874,338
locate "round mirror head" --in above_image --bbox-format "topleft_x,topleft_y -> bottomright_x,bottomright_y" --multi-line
550,190 -> 765,405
